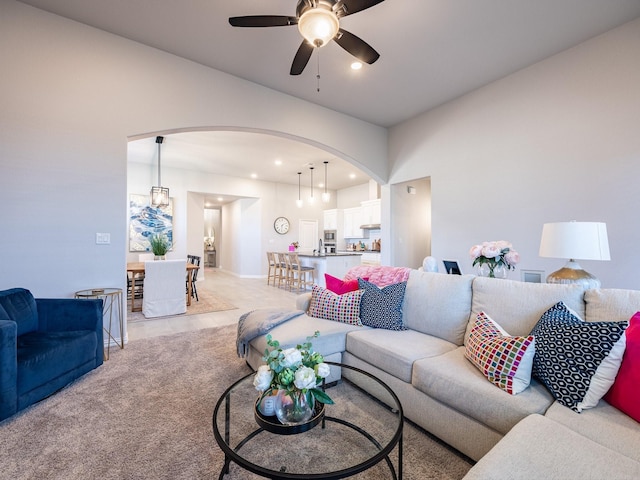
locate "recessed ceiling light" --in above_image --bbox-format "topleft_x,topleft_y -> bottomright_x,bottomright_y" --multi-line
251,173 -> 258,179
217,197 -> 223,202
351,62 -> 362,70
349,173 -> 356,179
274,159 -> 282,166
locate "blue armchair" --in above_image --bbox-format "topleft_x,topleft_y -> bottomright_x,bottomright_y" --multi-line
0,288 -> 103,421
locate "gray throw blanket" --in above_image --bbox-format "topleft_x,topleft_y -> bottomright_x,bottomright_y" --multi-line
236,308 -> 305,358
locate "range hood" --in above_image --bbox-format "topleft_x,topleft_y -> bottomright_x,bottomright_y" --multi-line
360,223 -> 381,230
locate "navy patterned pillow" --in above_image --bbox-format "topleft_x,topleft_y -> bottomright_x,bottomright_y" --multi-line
357,278 -> 407,331
530,302 -> 627,412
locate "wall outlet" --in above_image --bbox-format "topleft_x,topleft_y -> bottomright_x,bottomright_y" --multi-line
96,233 -> 110,245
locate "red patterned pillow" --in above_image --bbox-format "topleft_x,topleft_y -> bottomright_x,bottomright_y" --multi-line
604,312 -> 640,422
308,285 -> 363,326
324,273 -> 367,295
465,312 -> 535,395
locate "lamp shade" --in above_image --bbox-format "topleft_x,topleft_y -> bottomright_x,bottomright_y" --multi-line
539,222 -> 610,261
298,6 -> 339,47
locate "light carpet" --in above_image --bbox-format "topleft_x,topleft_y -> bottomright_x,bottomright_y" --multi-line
127,289 -> 237,322
0,325 -> 473,479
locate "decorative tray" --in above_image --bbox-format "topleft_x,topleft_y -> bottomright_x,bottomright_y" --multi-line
254,401 -> 325,435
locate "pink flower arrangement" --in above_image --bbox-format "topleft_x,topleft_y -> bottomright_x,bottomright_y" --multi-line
469,241 -> 520,278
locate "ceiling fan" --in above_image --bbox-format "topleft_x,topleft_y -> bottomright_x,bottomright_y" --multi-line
229,0 -> 385,75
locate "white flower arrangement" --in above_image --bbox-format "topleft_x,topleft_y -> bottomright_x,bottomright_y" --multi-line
254,331 -> 333,410
469,240 -> 520,278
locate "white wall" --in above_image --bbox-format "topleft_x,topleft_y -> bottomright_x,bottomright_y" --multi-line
388,18 -> 640,289
0,0 -> 386,304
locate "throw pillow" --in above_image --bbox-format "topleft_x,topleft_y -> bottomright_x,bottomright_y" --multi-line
464,312 -> 535,395
324,273 -> 368,295
307,284 -> 363,326
530,302 -> 628,412
604,312 -> 640,422
357,278 -> 407,331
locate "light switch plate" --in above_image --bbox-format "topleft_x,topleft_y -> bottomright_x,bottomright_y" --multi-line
96,233 -> 110,244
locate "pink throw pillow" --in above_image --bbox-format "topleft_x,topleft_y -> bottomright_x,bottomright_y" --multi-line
324,273 -> 367,295
604,312 -> 640,422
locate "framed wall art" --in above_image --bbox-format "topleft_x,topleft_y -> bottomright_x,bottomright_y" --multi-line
129,194 -> 174,252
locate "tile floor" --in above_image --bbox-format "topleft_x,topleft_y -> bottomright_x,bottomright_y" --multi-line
127,267 -> 300,341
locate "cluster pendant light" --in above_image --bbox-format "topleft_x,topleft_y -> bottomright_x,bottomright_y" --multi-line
308,166 -> 315,204
322,161 -> 330,203
296,172 -> 303,208
150,136 -> 169,207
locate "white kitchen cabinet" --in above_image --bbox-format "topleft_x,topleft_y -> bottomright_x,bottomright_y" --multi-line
323,209 -> 339,230
360,199 -> 381,225
343,207 -> 363,238
360,252 -> 381,266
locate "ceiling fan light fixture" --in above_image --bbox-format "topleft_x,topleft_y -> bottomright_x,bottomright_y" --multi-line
298,6 -> 339,47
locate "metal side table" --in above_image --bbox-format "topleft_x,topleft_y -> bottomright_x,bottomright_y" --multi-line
75,288 -> 124,360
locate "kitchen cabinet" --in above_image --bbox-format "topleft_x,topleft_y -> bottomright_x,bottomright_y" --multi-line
360,199 -> 381,226
360,252 -> 381,266
343,207 -> 364,238
323,209 -> 339,230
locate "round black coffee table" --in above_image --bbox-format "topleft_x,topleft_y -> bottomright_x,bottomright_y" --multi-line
212,362 -> 403,479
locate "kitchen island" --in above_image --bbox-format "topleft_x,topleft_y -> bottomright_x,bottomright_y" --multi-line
297,253 -> 362,288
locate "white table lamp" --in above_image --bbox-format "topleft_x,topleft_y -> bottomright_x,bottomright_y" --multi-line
539,221 -> 610,289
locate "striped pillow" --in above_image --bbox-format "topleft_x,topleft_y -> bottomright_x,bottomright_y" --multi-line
465,312 -> 535,395
308,285 -> 363,326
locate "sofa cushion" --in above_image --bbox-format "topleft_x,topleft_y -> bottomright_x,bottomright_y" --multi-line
17,330 -> 97,395
0,288 -> 38,336
530,302 -> 627,413
249,314 -> 365,360
357,279 -> 407,330
465,312 -> 535,395
413,347 -> 554,435
308,285 -> 363,326
545,400 -> 640,463
604,312 -> 640,422
468,277 -> 586,341
346,329 -> 457,383
402,270 -> 473,345
462,414 -> 640,480
584,288 -> 640,323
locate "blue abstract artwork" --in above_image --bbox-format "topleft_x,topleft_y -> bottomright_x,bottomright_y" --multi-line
129,194 -> 173,252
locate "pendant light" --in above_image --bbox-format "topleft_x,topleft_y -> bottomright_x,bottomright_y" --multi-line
322,160 -> 330,203
296,172 -> 303,208
308,166 -> 315,204
150,136 -> 169,207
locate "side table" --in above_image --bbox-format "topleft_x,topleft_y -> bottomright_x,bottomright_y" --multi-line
75,288 -> 124,360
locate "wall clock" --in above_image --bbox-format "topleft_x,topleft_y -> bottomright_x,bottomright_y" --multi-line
274,216 -> 290,235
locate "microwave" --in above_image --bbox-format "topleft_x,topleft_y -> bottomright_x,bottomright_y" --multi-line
324,230 -> 336,241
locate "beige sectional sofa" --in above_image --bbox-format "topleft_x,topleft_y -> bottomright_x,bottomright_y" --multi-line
244,268 -> 640,478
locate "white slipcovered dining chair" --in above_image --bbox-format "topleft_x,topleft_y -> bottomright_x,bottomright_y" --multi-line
142,259 -> 187,318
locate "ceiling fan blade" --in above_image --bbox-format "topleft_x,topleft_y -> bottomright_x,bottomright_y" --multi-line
229,16 -> 297,27
333,29 -> 380,64
340,0 -> 385,17
290,41 -> 314,75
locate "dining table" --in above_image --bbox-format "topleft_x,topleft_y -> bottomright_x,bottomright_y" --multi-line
126,261 -> 199,312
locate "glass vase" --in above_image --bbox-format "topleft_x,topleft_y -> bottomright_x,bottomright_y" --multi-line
478,263 -> 508,279
274,390 -> 314,425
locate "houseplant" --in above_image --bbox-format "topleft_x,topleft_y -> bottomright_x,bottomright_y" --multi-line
149,233 -> 170,260
253,331 -> 333,425
469,240 -> 520,278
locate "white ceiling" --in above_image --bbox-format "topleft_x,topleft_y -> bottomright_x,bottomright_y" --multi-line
19,0 -> 640,203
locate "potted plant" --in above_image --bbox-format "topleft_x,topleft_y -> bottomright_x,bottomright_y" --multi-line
149,233 -> 170,260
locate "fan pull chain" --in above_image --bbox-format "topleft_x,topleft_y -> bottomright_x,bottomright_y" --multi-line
316,49 -> 321,92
